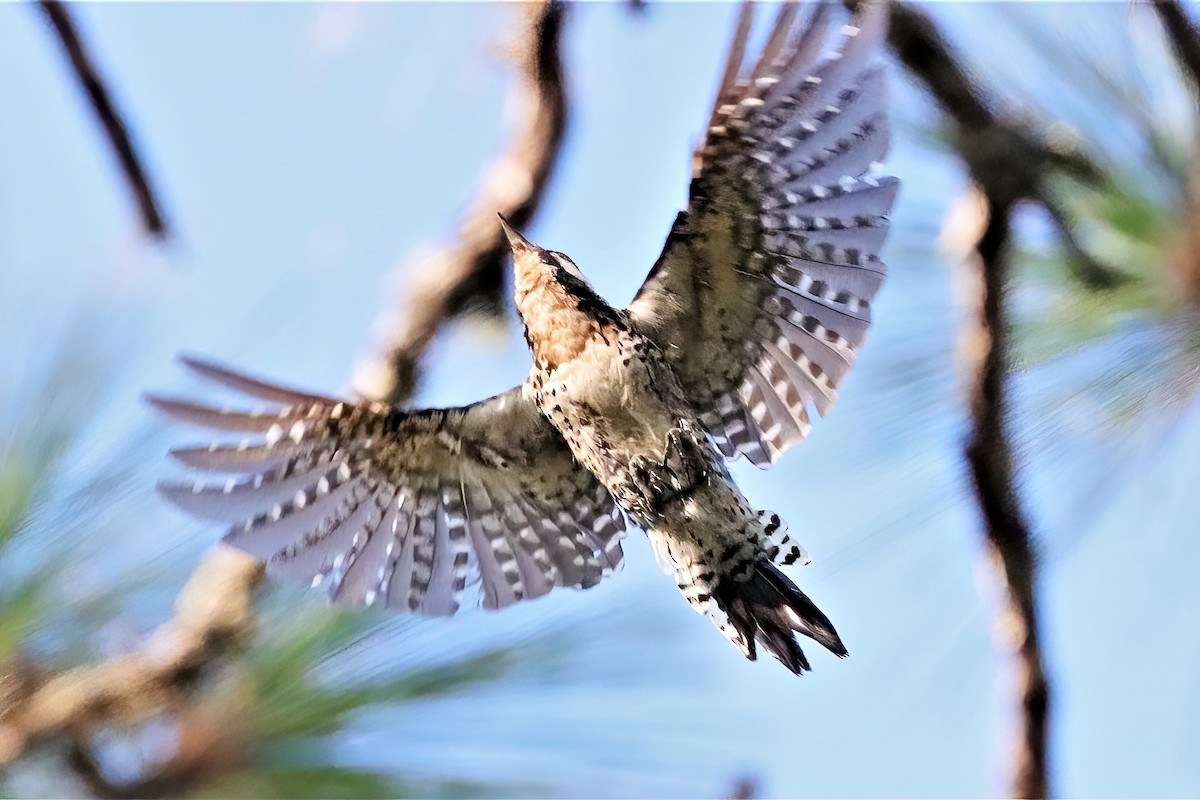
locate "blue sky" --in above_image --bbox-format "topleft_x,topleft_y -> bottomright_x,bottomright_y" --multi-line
3,3 -> 1198,797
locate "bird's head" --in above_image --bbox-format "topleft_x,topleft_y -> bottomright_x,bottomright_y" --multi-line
499,215 -> 620,365
499,215 -> 600,311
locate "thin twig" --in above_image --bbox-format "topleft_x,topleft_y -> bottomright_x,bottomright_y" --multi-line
0,546 -> 263,767
38,0 -> 170,239
352,0 -> 569,404
1041,194 -> 1131,291
958,188 -> 1051,800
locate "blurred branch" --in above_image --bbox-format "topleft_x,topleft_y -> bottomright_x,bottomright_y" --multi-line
38,0 -> 170,240
64,701 -> 240,800
1151,1 -> 1200,304
726,775 -> 758,800
0,546 -> 263,768
1040,195 -> 1133,290
885,2 -> 1126,290
1154,0 -> 1200,101
884,2 -> 992,129
352,0 -> 570,404
949,185 -> 1051,798
67,737 -> 199,800
892,2 -> 1052,794
885,3 -> 1099,187
67,739 -> 146,799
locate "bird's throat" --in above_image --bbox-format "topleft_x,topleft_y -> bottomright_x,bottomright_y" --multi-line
516,278 -> 602,369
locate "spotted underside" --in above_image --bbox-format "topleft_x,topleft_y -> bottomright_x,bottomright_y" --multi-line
151,356 -> 624,614
628,2 -> 895,467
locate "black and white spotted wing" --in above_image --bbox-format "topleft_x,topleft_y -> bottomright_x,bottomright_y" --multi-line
150,356 -> 625,615
628,3 -> 896,467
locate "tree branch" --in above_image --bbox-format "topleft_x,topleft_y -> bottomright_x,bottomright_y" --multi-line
38,0 -> 171,240
1154,0 -> 1200,99
0,545 -> 263,767
887,2 -> 1124,291
1151,1 -> 1200,305
950,188 -> 1051,799
887,3 -> 1098,186
351,1 -> 569,404
891,3 -> 1052,794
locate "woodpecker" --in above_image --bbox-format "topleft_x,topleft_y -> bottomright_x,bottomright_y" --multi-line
150,3 -> 896,674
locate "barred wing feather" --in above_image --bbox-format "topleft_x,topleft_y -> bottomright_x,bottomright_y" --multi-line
150,356 -> 625,614
628,3 -> 896,467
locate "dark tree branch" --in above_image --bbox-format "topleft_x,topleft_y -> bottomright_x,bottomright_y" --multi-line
1041,194 -> 1131,291
66,708 -> 241,800
726,775 -> 759,800
38,0 -> 170,240
886,2 -> 1125,291
1154,0 -> 1200,100
67,738 -> 196,800
957,190 -> 1050,800
885,2 -> 993,130
352,1 -> 570,404
887,3 -> 1102,193
1151,1 -> 1200,304
886,3 -> 1053,795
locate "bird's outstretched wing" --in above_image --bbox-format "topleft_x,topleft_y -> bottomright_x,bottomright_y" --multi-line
628,3 -> 896,467
149,356 -> 625,614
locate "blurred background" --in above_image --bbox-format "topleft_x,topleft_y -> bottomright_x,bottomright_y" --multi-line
2,2 -> 1199,797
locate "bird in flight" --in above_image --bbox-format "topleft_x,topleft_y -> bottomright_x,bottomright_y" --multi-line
150,3 -> 896,674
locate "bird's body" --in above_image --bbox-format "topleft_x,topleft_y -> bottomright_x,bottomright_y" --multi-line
150,3 -> 894,673
516,254 -> 703,524
510,231 -> 834,666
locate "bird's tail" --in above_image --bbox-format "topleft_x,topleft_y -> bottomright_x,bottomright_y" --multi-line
711,560 -> 848,675
657,510 -> 847,675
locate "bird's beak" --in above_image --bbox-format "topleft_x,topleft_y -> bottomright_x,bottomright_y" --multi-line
498,214 -> 533,254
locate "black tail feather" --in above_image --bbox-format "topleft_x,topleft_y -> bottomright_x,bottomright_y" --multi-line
760,561 -> 848,658
717,561 -> 847,675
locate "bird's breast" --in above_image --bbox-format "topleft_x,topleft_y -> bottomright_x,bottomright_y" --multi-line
532,329 -> 713,520
535,333 -> 661,436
